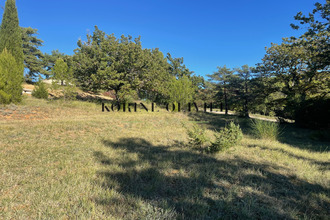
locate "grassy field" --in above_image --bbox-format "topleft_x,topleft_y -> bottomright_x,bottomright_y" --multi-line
0,96 -> 329,219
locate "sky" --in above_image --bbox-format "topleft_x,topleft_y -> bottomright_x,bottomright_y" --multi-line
3,0 -> 322,78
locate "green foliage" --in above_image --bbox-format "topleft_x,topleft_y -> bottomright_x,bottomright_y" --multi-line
255,1 -> 330,125
21,27 -> 45,80
207,66 -> 235,115
73,26 -> 199,103
185,123 -> 209,150
32,80 -> 48,99
167,76 -> 195,107
209,122 -> 243,153
250,119 -> 280,141
0,0 -> 23,104
0,0 -> 24,72
52,58 -> 76,100
43,50 -> 70,78
0,49 -> 23,104
73,26 -> 146,101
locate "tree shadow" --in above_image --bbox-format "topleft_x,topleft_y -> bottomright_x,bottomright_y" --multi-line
278,124 -> 330,152
246,145 -> 330,171
187,112 -> 330,152
94,137 -> 329,219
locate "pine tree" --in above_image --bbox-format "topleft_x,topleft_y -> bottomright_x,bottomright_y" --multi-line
22,27 -> 45,80
0,0 -> 24,103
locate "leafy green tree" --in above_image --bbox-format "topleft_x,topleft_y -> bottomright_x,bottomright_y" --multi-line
52,58 -> 69,86
0,0 -> 24,103
0,49 -> 23,104
73,26 -> 162,102
43,50 -> 71,78
22,27 -> 46,80
167,75 -> 195,107
52,58 -> 76,100
256,1 -> 329,123
138,48 -> 171,102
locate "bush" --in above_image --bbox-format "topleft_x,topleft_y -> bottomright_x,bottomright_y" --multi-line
208,122 -> 243,153
32,81 -> 48,99
185,123 -> 209,150
250,119 -> 280,141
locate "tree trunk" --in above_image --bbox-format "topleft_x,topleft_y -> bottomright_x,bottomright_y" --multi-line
224,87 -> 228,115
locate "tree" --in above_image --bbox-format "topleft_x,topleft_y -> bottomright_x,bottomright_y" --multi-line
52,58 -> 76,100
22,27 -> 45,80
207,66 -> 235,115
167,75 -> 195,107
291,1 -> 330,71
43,50 -> 70,77
0,0 -> 24,103
167,53 -> 193,78
73,26 -> 154,102
137,48 -> 171,102
0,0 -> 24,67
0,49 -> 23,104
232,65 -> 256,118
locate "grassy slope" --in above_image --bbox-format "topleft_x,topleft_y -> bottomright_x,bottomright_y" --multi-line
0,97 -> 329,219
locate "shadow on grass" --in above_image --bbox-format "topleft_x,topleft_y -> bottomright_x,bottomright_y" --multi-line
94,137 -> 329,219
187,112 -> 330,152
246,145 -> 330,171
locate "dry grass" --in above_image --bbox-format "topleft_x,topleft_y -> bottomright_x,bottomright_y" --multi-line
0,96 -> 329,219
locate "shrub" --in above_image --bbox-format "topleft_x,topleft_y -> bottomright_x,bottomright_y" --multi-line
208,122 -> 243,153
250,119 -> 280,141
185,123 -> 209,150
32,81 -> 48,99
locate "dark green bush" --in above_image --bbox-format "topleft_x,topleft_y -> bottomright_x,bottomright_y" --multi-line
32,81 -> 48,99
208,122 -> 243,153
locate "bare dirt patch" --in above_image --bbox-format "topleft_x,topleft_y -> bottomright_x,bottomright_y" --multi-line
0,104 -> 49,121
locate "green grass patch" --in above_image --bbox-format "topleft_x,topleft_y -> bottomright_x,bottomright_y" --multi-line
250,119 -> 281,141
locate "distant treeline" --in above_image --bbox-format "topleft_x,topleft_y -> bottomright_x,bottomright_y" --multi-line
1,0 -> 329,128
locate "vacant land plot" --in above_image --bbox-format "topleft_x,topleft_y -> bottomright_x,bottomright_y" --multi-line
0,97 -> 329,219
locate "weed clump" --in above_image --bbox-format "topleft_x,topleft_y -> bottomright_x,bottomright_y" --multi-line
250,119 -> 280,141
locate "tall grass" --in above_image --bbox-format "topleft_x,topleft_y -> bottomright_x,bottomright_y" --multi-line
250,119 -> 280,141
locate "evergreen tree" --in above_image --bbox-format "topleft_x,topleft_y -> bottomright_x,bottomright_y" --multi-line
0,0 -> 24,68
0,0 -> 24,103
207,66 -> 235,115
0,49 -> 22,104
22,27 -> 45,80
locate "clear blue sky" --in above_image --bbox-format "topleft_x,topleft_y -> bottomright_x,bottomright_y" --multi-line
4,0 -> 321,77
